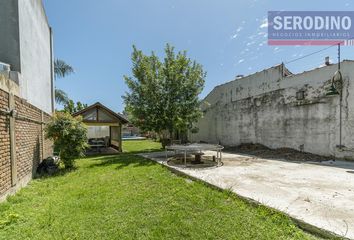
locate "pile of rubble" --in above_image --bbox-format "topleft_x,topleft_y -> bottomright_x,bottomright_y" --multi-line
224,144 -> 332,162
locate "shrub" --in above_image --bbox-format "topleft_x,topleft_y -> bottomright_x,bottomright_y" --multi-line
45,112 -> 88,169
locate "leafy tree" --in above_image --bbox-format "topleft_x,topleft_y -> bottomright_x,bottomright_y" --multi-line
54,59 -> 74,105
123,44 -> 206,141
63,100 -> 88,114
76,101 -> 87,112
45,112 -> 88,169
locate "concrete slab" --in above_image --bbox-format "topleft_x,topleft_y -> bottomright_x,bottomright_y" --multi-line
140,151 -> 354,239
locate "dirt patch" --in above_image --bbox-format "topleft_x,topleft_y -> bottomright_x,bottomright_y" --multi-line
222,156 -> 267,166
224,143 -> 332,162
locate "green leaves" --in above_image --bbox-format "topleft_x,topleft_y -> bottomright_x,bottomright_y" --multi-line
123,44 -> 206,138
45,113 -> 88,169
55,88 -> 70,105
54,59 -> 74,80
62,100 -> 88,114
54,59 -> 74,105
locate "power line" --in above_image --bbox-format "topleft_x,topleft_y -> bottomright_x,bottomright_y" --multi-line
285,45 -> 336,64
284,37 -> 354,65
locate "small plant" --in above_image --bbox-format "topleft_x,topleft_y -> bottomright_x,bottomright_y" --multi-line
45,112 -> 88,169
0,213 -> 20,229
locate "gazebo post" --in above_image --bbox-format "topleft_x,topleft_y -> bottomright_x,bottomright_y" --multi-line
119,123 -> 123,152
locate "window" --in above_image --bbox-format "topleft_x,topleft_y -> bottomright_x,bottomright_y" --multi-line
98,109 -> 116,122
82,108 -> 97,121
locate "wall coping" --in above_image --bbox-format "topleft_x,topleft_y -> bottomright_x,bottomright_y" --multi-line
0,74 -> 19,96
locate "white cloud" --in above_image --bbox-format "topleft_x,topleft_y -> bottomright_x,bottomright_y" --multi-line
259,18 -> 268,29
230,26 -> 244,40
231,34 -> 238,39
258,41 -> 266,47
273,47 -> 283,54
248,34 -> 256,40
257,32 -> 267,38
238,59 -> 245,64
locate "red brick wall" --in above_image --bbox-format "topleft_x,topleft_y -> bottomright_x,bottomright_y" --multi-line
0,88 -> 53,198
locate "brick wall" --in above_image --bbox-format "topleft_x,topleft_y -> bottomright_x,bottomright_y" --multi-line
0,90 -> 11,196
0,88 -> 53,200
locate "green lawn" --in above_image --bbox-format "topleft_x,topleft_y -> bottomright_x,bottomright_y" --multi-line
122,139 -> 162,153
0,140 -> 320,239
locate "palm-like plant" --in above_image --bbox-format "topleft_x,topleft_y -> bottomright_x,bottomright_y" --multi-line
54,59 -> 74,79
54,59 -> 74,105
55,89 -> 69,105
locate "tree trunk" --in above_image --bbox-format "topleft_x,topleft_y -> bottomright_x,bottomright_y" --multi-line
169,129 -> 174,145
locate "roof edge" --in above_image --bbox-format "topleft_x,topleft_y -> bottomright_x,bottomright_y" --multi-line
72,102 -> 129,124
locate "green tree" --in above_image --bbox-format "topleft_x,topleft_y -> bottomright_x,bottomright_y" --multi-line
45,112 -> 88,169
123,44 -> 205,141
63,100 -> 88,114
54,59 -> 74,105
76,101 -> 88,112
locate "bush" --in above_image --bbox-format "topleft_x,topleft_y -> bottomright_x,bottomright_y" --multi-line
45,112 -> 88,169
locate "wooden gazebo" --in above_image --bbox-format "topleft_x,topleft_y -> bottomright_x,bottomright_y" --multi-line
73,102 -> 128,152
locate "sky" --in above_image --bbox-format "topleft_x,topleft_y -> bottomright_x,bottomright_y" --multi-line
43,0 -> 354,113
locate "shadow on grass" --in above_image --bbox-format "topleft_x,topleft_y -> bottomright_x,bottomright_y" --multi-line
35,166 -> 78,180
86,153 -> 157,170
35,151 -> 161,180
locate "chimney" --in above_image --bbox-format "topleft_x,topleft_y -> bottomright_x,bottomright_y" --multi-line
325,56 -> 330,66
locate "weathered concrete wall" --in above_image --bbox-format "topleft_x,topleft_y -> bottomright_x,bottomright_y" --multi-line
18,0 -> 53,114
0,0 -> 53,114
190,61 -> 354,159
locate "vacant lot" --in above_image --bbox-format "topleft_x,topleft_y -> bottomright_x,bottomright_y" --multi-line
0,140 -> 317,239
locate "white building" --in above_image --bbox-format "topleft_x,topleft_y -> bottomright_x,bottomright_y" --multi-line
0,0 -> 54,114
190,60 -> 354,159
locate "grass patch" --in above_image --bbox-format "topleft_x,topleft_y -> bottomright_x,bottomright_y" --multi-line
0,140 -> 322,239
122,139 -> 162,153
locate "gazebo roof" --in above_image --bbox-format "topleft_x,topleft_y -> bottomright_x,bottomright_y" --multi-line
72,102 -> 129,124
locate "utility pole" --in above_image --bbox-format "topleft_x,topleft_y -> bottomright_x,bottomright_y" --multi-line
338,43 -> 343,149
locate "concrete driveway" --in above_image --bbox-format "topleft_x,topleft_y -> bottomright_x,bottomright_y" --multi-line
140,151 -> 354,239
